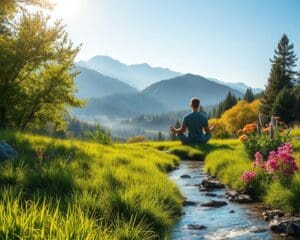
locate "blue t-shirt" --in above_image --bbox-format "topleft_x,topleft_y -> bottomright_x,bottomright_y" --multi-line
182,111 -> 208,138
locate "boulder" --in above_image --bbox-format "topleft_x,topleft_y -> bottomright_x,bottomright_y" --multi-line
263,210 -> 284,221
180,174 -> 191,178
225,191 -> 253,203
201,200 -> 227,208
269,218 -> 300,236
205,193 -> 217,197
201,179 -> 225,189
229,210 -> 235,213
183,200 -> 197,206
187,224 -> 207,230
0,141 -> 17,161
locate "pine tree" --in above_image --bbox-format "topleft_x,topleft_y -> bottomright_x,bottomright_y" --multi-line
216,91 -> 238,117
243,88 -> 255,102
260,34 -> 298,117
272,87 -> 297,123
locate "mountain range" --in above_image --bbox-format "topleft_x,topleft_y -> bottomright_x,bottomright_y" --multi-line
77,55 -> 181,90
75,66 -> 137,98
73,55 -> 263,120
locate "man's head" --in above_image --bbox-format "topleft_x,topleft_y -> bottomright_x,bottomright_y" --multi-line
190,97 -> 200,111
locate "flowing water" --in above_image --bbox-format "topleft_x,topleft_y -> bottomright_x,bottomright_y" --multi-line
169,161 -> 283,240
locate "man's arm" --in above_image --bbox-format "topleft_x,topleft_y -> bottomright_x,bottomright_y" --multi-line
170,125 -> 187,134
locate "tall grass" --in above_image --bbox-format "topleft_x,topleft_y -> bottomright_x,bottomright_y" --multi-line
0,130 -> 182,239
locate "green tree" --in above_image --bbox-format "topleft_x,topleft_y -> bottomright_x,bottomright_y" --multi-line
260,34 -> 298,117
272,87 -> 297,124
243,88 -> 255,103
0,0 -> 83,130
216,91 -> 238,117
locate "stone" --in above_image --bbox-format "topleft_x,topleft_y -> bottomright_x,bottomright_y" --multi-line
187,224 -> 207,230
0,141 -> 17,161
180,174 -> 191,178
269,218 -> 300,236
225,190 -> 239,198
263,210 -> 284,221
183,200 -> 197,206
234,194 -> 254,203
229,210 -> 235,213
198,187 -> 214,192
201,179 -> 225,189
205,193 -> 217,197
201,200 -> 227,208
225,191 -> 254,203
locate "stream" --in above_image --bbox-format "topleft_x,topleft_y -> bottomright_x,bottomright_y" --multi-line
169,160 -> 281,240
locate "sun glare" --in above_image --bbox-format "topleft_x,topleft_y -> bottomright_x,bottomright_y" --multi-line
52,0 -> 80,19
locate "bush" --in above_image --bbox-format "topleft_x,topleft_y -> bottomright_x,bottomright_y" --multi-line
127,136 -> 146,143
85,125 -> 111,144
208,118 -> 229,138
243,132 -> 286,159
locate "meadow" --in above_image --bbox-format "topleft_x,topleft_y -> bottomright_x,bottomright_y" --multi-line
0,128 -> 299,239
0,130 -> 182,239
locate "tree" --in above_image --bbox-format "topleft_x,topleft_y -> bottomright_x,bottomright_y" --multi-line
260,34 -> 298,117
0,1 -> 83,130
272,87 -> 297,124
243,88 -> 255,103
157,131 -> 164,141
215,91 -> 238,117
221,100 -> 260,134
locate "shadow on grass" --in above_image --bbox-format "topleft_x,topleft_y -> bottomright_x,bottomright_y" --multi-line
168,143 -> 235,161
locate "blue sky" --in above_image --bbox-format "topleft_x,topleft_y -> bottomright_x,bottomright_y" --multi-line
52,0 -> 300,88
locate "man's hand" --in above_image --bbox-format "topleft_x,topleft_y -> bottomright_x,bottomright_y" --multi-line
170,126 -> 176,133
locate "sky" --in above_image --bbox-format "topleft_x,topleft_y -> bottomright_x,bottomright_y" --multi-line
50,0 -> 300,88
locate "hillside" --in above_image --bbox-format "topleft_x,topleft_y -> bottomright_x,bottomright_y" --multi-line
73,92 -> 168,119
142,74 -> 244,110
74,66 -> 137,99
77,55 -> 182,89
208,78 -> 263,94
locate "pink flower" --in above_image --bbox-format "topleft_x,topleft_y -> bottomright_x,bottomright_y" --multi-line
241,171 -> 257,185
253,151 -> 266,170
266,142 -> 298,176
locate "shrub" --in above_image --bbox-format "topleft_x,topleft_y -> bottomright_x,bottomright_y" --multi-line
127,136 -> 146,143
208,118 -> 229,138
85,125 -> 111,144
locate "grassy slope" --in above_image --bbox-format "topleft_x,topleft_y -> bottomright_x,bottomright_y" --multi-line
0,131 -> 182,239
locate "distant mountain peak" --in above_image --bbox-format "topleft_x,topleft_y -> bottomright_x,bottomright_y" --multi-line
77,55 -> 182,90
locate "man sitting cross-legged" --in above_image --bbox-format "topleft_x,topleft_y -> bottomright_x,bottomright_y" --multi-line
170,97 -> 215,144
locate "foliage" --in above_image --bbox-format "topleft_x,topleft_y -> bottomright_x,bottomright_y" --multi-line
221,100 -> 260,134
242,131 -> 287,159
211,91 -> 238,118
85,125 -> 111,145
272,87 -> 298,123
243,88 -> 255,103
0,130 -> 182,239
0,0 -> 83,131
260,34 -> 298,121
127,135 -> 146,143
208,118 -> 229,138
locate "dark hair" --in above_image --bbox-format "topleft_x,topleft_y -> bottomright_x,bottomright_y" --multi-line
190,97 -> 200,108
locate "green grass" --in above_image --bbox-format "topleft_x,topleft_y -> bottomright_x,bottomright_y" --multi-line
1,128 -> 300,238
0,130 -> 182,239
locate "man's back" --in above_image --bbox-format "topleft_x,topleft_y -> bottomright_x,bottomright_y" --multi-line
182,111 -> 208,139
